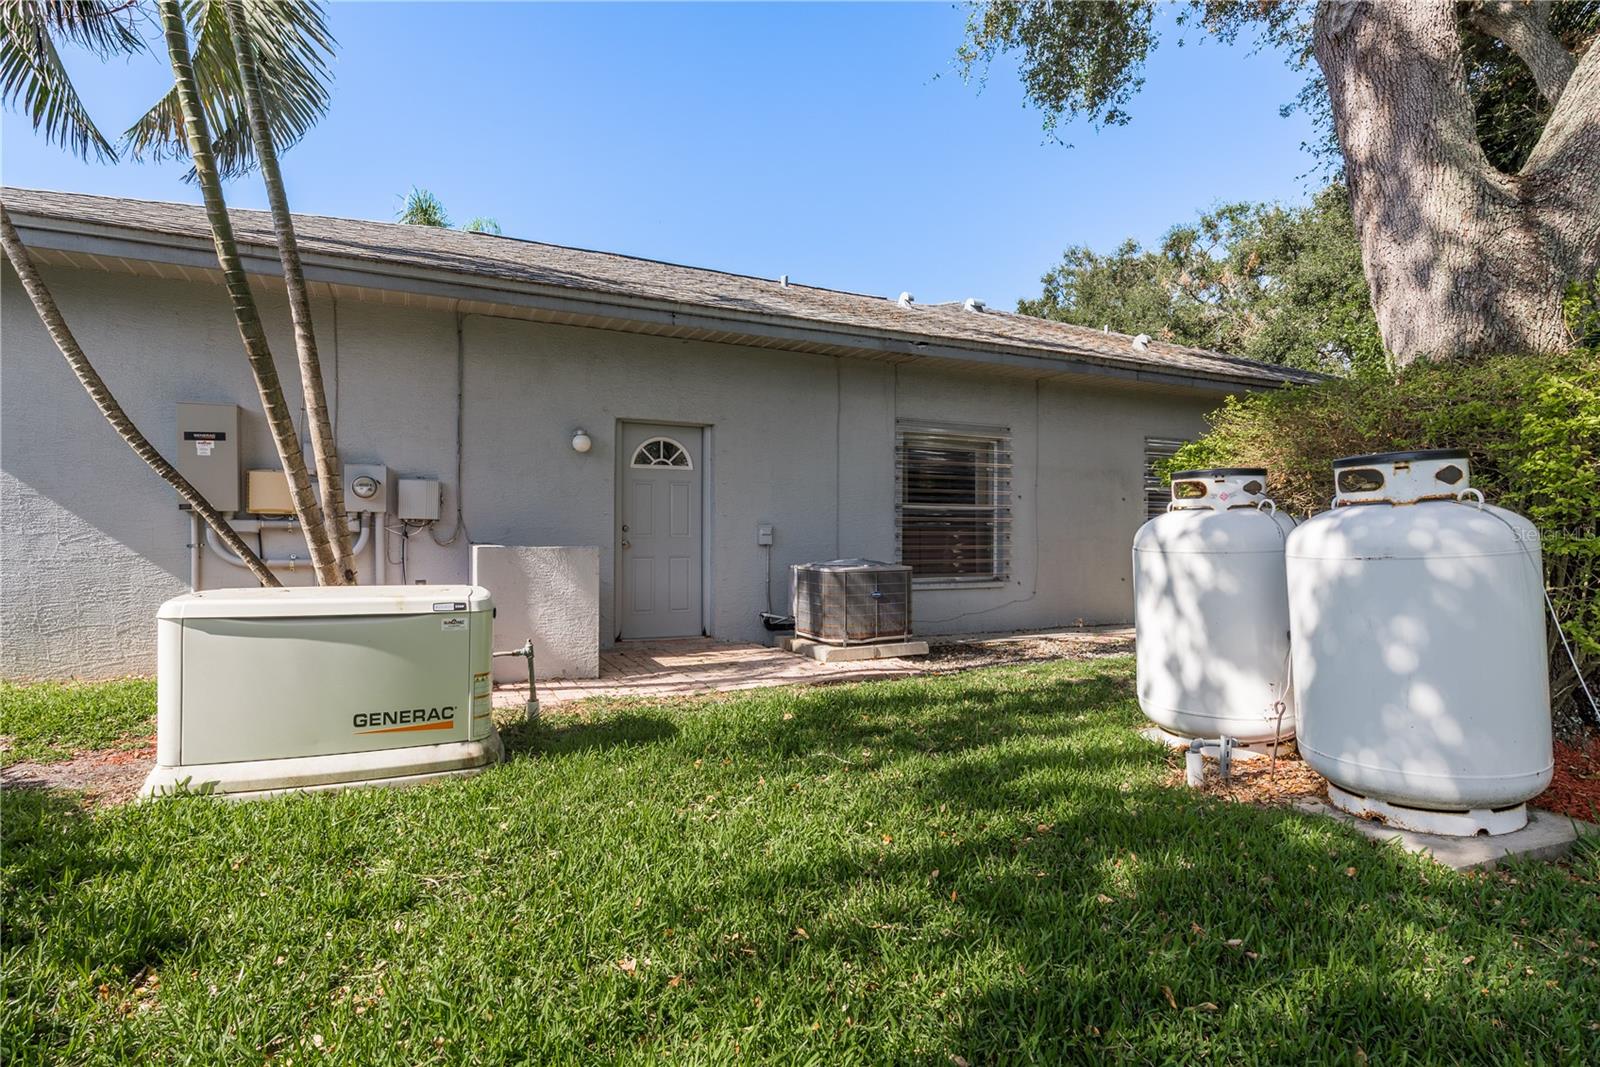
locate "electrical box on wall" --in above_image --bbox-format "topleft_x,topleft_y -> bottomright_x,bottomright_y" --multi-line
246,469 -> 294,515
397,478 -> 442,522
175,403 -> 239,511
343,463 -> 393,514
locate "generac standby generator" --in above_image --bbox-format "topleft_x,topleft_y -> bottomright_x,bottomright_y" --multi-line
141,585 -> 502,799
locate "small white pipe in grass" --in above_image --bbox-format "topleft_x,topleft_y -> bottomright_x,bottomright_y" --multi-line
1185,736 -> 1236,786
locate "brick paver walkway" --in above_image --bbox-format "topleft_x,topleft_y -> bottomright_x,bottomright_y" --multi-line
495,638 -> 927,710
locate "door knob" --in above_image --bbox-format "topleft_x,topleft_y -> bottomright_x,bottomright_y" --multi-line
621,539 -> 631,548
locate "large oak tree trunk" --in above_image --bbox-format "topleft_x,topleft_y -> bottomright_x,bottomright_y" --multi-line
159,0 -> 344,585
1314,0 -> 1600,366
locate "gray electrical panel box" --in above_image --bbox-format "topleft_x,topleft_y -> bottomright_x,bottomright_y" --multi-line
175,403 -> 240,511
397,478 -> 442,522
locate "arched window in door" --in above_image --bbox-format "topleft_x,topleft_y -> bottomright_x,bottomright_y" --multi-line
630,436 -> 692,469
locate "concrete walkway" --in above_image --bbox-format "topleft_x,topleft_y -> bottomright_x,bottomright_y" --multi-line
497,638 -> 928,709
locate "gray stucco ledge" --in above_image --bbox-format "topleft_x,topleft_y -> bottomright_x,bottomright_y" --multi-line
471,545 -> 601,681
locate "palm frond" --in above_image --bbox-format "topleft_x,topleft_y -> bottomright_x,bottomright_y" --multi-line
0,1 -> 138,161
123,0 -> 335,178
397,187 -> 449,227
29,1 -> 145,56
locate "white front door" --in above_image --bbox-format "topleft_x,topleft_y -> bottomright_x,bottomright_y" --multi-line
619,424 -> 704,640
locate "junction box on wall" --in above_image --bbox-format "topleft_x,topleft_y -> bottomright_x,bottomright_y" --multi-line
398,478 -> 442,522
175,403 -> 240,512
175,403 -> 461,586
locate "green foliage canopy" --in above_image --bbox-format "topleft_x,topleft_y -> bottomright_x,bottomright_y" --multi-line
1018,184 -> 1383,375
396,186 -> 450,227
959,1 -> 1600,177
397,188 -> 502,235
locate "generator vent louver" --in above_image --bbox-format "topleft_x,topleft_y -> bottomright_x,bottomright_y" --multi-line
791,559 -> 913,646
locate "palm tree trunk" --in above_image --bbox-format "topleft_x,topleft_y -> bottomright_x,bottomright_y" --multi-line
158,0 -> 343,585
1,201 -> 281,588
222,0 -> 354,583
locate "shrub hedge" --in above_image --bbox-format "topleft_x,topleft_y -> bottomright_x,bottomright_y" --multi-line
1166,349 -> 1599,731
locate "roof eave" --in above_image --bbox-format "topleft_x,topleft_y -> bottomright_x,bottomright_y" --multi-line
9,210 -> 1313,395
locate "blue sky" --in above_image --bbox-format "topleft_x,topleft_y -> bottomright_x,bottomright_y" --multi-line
2,1 -> 1318,306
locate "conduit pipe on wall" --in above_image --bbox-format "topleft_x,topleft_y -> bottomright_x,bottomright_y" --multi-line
203,515 -> 369,573
190,512 -> 202,592
375,520 -> 386,584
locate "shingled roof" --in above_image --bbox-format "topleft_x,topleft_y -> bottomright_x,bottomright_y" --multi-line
3,187 -> 1323,390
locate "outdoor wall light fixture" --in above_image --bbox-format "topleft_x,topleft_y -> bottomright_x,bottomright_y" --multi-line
571,429 -> 593,454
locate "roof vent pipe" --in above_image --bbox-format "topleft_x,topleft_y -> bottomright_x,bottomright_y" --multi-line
898,292 -> 915,308
1132,333 -> 1151,352
963,298 -> 986,313
779,274 -> 789,287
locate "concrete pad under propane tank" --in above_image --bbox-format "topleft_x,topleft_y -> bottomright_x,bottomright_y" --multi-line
141,585 -> 501,799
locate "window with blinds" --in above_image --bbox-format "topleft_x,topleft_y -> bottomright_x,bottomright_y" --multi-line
1144,436 -> 1188,519
896,421 -> 1012,582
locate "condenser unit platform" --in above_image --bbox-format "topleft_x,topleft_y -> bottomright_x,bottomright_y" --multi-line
141,585 -> 502,799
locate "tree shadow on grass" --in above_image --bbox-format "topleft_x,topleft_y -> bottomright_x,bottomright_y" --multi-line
501,663 -> 1129,766
500,711 -> 680,760
698,666 -> 1139,764
638,767 -> 1589,1061
2,788 -> 197,1058
520,663 -> 1593,1062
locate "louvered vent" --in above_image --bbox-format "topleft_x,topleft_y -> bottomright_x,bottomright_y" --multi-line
1144,436 -> 1189,520
791,560 -> 913,645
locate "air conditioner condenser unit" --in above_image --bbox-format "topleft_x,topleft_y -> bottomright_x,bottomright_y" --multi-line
791,559 -> 914,645
141,585 -> 502,799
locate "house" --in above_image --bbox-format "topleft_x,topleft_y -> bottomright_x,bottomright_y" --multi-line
0,188 -> 1320,680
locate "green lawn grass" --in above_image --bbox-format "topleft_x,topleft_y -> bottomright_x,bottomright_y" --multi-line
3,659 -> 1597,1064
0,679 -> 156,766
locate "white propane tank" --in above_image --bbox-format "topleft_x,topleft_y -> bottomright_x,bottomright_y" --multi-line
1133,468 -> 1297,746
1286,449 -> 1553,836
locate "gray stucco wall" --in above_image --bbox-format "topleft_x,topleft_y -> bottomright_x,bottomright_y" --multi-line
2,264 -> 1216,678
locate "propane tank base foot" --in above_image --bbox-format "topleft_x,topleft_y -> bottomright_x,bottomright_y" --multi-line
1326,783 -> 1528,837
1138,725 -> 1288,762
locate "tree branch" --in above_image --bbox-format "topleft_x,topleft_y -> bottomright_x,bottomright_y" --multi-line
1522,30 -> 1600,177
1467,1 -> 1577,105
